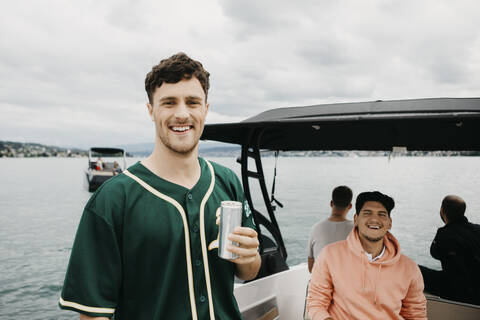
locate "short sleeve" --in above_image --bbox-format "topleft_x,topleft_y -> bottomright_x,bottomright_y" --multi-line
59,208 -> 121,317
225,168 -> 256,231
241,197 -> 256,230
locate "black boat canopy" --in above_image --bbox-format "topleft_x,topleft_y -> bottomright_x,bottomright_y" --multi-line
202,97 -> 480,151
89,147 -> 125,155
201,97 -> 480,274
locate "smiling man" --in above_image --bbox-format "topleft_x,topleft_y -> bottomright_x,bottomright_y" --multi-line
307,191 -> 427,320
59,53 -> 261,320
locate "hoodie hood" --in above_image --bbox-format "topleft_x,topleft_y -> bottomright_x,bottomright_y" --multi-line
347,228 -> 402,266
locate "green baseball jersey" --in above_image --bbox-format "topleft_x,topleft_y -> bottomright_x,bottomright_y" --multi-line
59,158 -> 255,319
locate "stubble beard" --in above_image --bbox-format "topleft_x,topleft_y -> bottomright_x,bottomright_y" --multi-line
157,126 -> 201,155
161,134 -> 198,155
363,233 -> 385,243
166,140 -> 198,154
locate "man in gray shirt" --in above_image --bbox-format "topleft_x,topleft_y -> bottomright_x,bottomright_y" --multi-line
307,186 -> 354,272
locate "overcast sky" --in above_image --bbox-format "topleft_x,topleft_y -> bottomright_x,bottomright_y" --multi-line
1,0 -> 479,148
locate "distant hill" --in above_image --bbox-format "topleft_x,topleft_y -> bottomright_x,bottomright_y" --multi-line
199,142 -> 241,157
117,141 -> 241,157
0,141 -> 87,158
116,142 -> 154,156
0,140 -> 240,158
2,140 -> 477,158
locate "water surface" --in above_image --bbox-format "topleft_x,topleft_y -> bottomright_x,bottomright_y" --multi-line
1,156 -> 479,319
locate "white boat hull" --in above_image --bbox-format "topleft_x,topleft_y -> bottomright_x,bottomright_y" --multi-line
234,264 -> 480,320
235,264 -> 310,319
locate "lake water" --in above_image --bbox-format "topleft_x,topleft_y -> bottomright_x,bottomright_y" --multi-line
1,156 -> 479,319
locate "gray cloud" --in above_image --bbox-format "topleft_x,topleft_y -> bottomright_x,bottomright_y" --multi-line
1,0 -> 479,148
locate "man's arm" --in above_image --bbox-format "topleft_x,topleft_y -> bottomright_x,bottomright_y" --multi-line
400,266 -> 427,320
306,249 -> 334,320
306,224 -> 316,273
430,228 -> 455,262
227,226 -> 261,280
308,257 -> 315,273
430,229 -> 444,260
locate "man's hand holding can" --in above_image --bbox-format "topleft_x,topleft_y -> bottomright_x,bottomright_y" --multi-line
227,226 -> 260,265
216,202 -> 259,263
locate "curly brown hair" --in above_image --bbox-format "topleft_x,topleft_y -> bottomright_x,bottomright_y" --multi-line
145,52 -> 210,104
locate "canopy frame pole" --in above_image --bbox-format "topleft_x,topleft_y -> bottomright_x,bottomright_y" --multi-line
239,128 -> 288,261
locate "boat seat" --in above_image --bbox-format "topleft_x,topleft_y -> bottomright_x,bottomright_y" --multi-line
250,235 -> 289,281
301,292 -> 480,319
426,294 -> 480,319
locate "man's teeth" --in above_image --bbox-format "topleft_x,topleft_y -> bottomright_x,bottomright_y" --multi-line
368,225 -> 380,229
172,126 -> 190,132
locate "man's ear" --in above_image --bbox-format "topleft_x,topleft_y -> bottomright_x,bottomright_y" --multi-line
147,103 -> 154,121
330,200 -> 334,208
347,203 -> 352,211
354,213 -> 358,226
440,208 -> 447,224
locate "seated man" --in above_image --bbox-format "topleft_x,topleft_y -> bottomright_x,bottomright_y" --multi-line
419,195 -> 480,305
112,161 -> 122,175
307,191 -> 427,320
307,185 -> 353,273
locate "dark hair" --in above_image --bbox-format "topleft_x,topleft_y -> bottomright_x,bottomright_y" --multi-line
441,195 -> 466,222
145,52 -> 210,104
355,191 -> 395,216
332,185 -> 353,208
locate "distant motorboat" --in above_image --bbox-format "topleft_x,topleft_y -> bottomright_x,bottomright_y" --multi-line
84,147 -> 126,192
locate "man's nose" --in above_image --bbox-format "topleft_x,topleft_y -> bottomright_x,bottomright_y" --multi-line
174,102 -> 189,120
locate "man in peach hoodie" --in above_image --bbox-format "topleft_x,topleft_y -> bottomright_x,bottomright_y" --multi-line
307,191 -> 427,320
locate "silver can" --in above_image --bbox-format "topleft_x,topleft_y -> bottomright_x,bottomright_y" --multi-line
218,201 -> 243,260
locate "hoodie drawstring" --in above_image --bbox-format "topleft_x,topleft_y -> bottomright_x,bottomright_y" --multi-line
374,264 -> 382,305
361,251 -> 366,291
